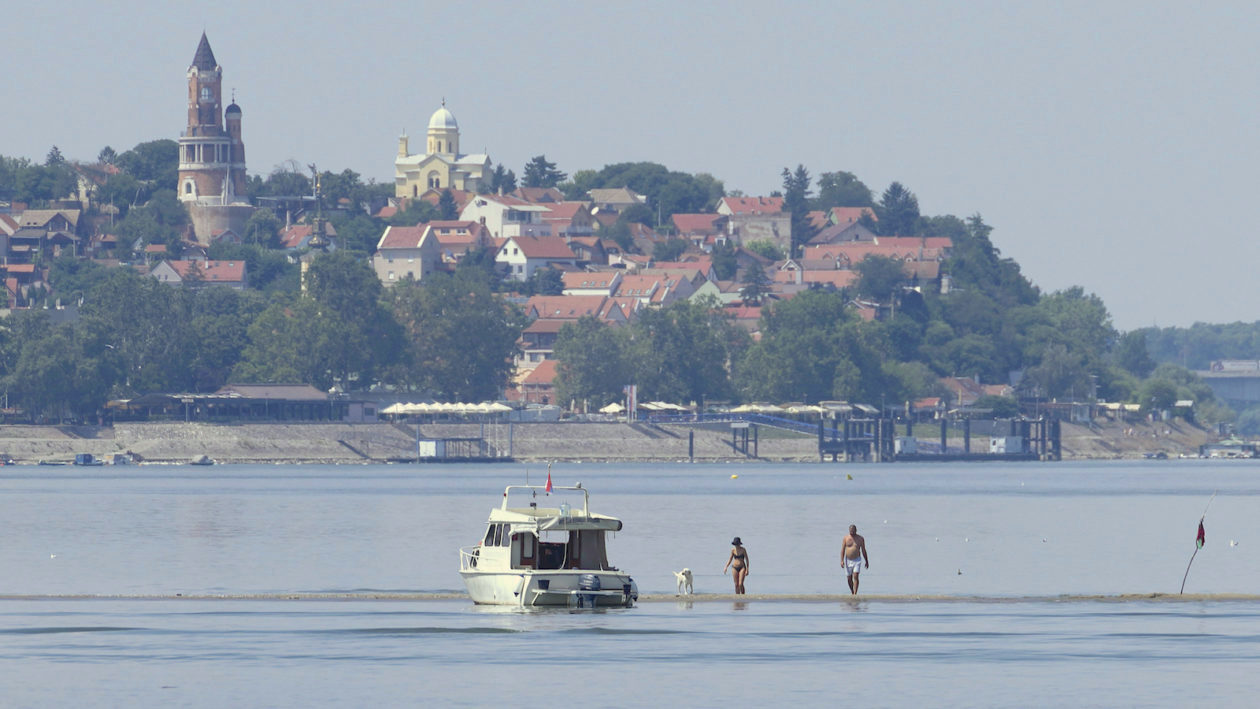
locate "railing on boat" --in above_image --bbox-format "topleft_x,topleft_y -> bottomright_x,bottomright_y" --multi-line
459,545 -> 480,571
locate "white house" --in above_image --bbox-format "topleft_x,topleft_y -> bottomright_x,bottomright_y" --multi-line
373,225 -> 442,284
460,194 -> 552,238
495,235 -> 578,281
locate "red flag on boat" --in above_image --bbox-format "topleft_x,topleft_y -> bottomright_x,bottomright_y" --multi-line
1196,520 -> 1206,549
545,469 -> 553,493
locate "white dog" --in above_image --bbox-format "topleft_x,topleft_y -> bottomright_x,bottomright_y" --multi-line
674,568 -> 694,595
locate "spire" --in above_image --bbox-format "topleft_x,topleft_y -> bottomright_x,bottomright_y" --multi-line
191,32 -> 217,70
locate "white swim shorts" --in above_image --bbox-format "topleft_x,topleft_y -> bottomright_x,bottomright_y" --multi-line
844,556 -> 863,576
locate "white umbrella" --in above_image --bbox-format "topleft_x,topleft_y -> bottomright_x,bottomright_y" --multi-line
600,402 -> 625,413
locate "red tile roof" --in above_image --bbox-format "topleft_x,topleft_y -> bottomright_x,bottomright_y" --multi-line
522,359 -> 558,385
169,260 -> 246,283
512,187 -> 566,203
772,270 -> 858,289
541,202 -> 587,220
523,318 -> 569,334
720,196 -> 784,214
526,295 -> 611,319
507,236 -> 576,260
671,213 -> 723,234
561,272 -> 619,290
829,206 -> 876,224
377,225 -> 428,250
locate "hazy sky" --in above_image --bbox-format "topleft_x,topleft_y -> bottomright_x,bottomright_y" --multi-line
5,1 -> 1258,331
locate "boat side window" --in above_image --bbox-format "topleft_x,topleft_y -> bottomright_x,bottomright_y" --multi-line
484,524 -> 496,546
492,524 -> 503,547
499,526 -> 511,547
519,533 -> 536,567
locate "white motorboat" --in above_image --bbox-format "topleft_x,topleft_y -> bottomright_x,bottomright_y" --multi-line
459,484 -> 638,608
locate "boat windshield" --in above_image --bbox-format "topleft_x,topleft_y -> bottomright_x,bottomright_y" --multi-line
512,529 -> 610,570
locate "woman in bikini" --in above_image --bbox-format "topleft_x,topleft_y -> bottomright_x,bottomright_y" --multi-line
723,537 -> 749,594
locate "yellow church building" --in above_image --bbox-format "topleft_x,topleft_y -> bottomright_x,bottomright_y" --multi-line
395,102 -> 491,198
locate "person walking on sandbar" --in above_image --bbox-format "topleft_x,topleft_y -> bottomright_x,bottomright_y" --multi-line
842,525 -> 869,595
724,537 -> 749,594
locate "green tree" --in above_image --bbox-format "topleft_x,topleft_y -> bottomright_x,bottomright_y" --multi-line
873,181 -> 920,236
45,145 -> 65,166
384,271 -> 526,399
781,164 -> 814,257
207,242 -> 299,293
814,171 -> 873,209
652,238 -> 688,262
739,262 -> 771,306
529,267 -> 564,296
619,202 -> 654,226
488,163 -> 517,194
629,298 -> 737,406
78,269 -> 194,395
243,207 -> 283,248
49,254 -> 110,303
259,168 -> 311,197
553,316 -> 632,409
330,213 -> 385,255
97,146 -> 118,164
710,241 -> 737,280
522,155 -> 567,188
736,289 -> 892,404
438,189 -> 458,220
854,255 -> 905,302
115,139 -> 179,192
744,239 -> 784,261
389,199 -> 439,226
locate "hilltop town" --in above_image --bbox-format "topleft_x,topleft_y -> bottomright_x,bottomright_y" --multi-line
0,33 -> 1250,452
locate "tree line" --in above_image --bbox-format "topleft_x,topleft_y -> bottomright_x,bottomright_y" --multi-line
0,142 -> 1239,427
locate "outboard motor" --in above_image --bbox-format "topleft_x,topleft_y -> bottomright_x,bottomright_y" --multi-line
577,573 -> 601,608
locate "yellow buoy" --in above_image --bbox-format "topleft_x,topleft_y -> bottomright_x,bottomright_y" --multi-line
730,474 -> 739,479
846,474 -> 853,480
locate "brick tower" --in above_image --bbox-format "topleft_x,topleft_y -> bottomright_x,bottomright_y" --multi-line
178,33 -> 252,242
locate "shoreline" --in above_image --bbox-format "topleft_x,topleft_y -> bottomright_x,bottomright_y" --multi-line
0,418 -> 1216,465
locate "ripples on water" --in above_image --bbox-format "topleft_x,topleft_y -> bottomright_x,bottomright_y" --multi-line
2,599 -> 1259,706
2,460 -> 1258,706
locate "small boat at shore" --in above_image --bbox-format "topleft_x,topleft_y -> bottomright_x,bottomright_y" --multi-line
459,483 -> 638,608
189,454 -> 214,466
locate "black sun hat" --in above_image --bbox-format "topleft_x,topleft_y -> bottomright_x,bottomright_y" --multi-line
731,537 -> 742,545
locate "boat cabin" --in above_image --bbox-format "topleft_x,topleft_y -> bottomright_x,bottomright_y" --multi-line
473,485 -> 623,572
481,521 -> 613,570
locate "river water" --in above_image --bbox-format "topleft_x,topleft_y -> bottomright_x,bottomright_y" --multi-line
3,460 -> 1259,706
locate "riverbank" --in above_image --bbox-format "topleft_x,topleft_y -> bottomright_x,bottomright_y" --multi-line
0,417 -> 1216,464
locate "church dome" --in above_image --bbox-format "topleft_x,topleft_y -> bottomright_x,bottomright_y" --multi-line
225,102 -> 241,116
428,105 -> 458,131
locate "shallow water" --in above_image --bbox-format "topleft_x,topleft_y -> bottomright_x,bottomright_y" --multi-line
2,459 -> 1258,705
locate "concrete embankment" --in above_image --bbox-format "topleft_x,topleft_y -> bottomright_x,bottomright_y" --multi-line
0,417 -> 1213,465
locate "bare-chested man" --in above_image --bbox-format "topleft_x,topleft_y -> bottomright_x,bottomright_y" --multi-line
842,524 -> 869,595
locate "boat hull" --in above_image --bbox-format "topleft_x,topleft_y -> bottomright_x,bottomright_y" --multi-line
460,570 -> 637,607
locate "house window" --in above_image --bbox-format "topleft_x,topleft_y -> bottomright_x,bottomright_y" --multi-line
388,272 -> 395,281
